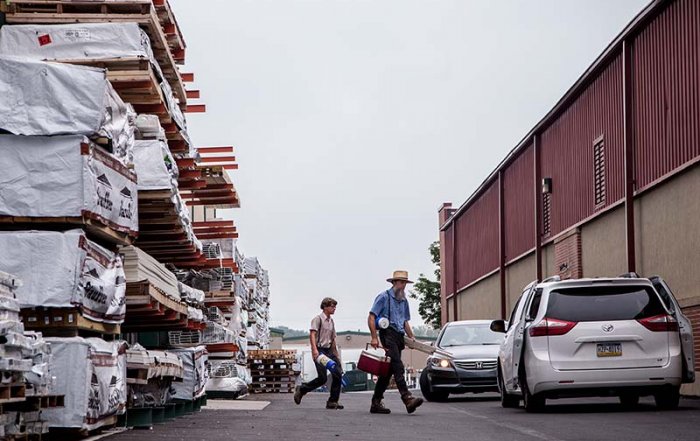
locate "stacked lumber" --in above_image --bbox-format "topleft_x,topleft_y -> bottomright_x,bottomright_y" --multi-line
120,246 -> 210,332
247,350 -> 299,394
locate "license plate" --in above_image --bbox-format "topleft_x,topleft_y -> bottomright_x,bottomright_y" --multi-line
597,343 -> 622,357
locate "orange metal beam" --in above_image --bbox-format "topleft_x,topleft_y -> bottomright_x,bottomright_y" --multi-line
185,104 -> 206,113
198,156 -> 236,163
181,72 -> 195,82
186,90 -> 200,99
198,146 -> 234,153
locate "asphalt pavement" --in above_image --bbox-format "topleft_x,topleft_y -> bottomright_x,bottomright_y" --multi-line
109,390 -> 700,441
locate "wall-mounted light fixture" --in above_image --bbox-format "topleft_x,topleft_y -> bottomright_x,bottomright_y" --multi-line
542,177 -> 553,194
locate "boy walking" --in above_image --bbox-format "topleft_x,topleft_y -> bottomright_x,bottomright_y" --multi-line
294,297 -> 344,409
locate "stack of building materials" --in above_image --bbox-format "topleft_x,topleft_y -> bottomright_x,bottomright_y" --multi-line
121,246 -> 207,333
247,350 -> 298,394
243,258 -> 271,349
0,270 -> 28,439
43,337 -> 126,435
0,0 -> 273,418
0,21 -> 192,158
206,360 -> 249,399
125,344 -> 183,426
0,55 -> 135,164
0,271 -> 65,440
0,230 -> 126,332
169,346 -> 209,407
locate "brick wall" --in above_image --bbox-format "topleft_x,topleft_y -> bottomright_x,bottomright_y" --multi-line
554,229 -> 583,280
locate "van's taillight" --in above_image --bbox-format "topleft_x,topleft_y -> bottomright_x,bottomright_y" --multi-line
638,314 -> 679,332
528,318 -> 577,337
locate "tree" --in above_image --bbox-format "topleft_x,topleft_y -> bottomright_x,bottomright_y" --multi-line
409,241 -> 442,329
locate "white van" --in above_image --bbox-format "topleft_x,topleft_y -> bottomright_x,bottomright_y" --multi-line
491,276 -> 694,412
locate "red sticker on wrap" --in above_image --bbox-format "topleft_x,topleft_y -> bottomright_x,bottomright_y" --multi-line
38,34 -> 52,46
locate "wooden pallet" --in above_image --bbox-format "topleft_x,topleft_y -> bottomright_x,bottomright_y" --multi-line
248,349 -> 297,358
0,216 -> 134,247
0,384 -> 26,404
153,0 -> 185,62
20,308 -> 121,336
249,387 -> 294,394
1,394 -> 65,412
0,0 -> 187,105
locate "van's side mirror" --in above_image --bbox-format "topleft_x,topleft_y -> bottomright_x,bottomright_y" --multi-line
490,320 -> 506,333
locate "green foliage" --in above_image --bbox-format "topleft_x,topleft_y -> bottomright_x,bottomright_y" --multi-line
409,241 -> 442,330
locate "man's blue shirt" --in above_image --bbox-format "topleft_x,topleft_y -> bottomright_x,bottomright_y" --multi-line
370,288 -> 411,334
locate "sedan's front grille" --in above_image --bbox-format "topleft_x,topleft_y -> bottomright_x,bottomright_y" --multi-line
454,360 -> 497,370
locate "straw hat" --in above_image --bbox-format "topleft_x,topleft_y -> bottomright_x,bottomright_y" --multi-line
387,270 -> 413,284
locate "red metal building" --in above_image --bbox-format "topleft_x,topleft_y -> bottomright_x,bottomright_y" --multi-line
439,0 -> 700,393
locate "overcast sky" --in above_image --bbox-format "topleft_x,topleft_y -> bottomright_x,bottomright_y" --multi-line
170,0 -> 649,331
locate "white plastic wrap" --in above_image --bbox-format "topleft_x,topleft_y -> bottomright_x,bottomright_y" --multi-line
0,135 -> 138,235
43,338 -> 127,431
0,230 -> 126,324
170,346 -> 208,401
0,23 -> 153,61
0,24 -> 187,136
0,56 -> 134,163
133,139 -> 178,190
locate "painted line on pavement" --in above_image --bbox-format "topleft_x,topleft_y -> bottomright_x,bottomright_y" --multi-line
448,405 -> 566,441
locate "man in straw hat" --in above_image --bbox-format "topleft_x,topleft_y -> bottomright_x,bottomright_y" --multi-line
367,270 -> 424,414
294,297 -> 344,409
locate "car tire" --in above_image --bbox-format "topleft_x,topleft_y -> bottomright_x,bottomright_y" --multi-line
520,372 -> 545,413
498,368 -> 519,408
419,369 -> 449,402
654,386 -> 680,410
618,393 -> 640,408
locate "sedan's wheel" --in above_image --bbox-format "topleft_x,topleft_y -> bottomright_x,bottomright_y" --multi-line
498,369 -> 520,408
619,393 -> 640,408
419,369 -> 449,402
520,372 -> 545,413
654,385 -> 680,410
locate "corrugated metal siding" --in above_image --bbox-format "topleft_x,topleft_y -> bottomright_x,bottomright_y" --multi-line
503,145 -> 535,261
453,182 -> 499,288
540,54 -> 625,238
444,224 -> 455,296
633,0 -> 700,189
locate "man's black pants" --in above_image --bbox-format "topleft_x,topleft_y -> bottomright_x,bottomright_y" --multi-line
299,347 -> 341,402
373,327 -> 409,400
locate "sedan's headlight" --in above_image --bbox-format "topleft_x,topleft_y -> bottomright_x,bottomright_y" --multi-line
428,357 -> 453,368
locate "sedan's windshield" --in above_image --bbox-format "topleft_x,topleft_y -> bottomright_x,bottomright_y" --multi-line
438,324 -> 503,347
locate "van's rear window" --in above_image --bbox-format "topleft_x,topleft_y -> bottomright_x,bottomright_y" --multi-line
546,286 -> 665,322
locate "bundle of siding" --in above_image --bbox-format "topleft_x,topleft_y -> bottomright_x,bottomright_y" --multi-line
0,22 -> 194,158
133,138 -> 179,191
120,246 -> 180,301
43,337 -> 127,431
0,134 -> 139,237
0,230 -> 126,324
169,347 -> 209,401
0,56 -> 134,164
